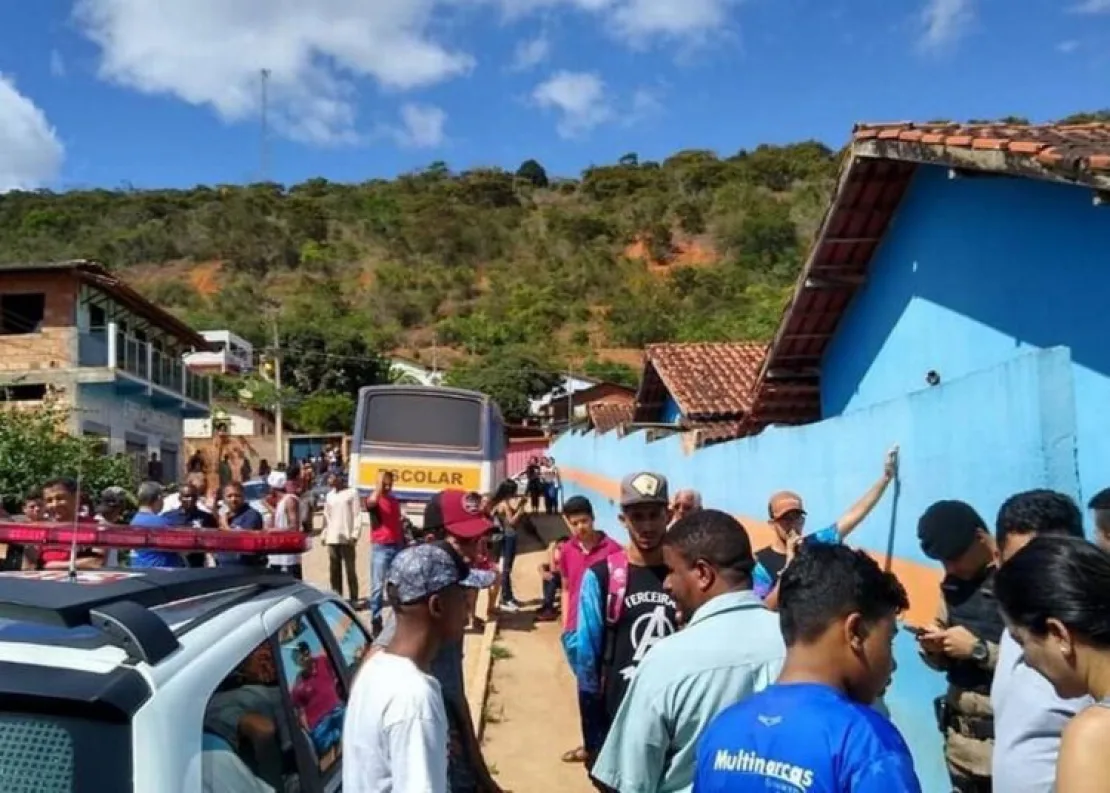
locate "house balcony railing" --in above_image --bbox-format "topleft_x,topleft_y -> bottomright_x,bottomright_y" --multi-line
77,322 -> 212,406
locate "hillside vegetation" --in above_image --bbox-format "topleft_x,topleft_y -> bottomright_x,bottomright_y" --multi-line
0,143 -> 842,423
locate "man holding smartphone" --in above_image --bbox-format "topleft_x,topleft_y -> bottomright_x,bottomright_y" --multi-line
915,499 -> 1002,793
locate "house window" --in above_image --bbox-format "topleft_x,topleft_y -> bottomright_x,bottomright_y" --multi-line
88,303 -> 106,330
0,293 -> 45,335
0,384 -> 47,401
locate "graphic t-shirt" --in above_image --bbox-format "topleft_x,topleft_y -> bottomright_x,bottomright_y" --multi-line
752,526 -> 839,599
342,652 -> 449,793
291,656 -> 342,727
694,683 -> 921,793
575,560 -> 678,720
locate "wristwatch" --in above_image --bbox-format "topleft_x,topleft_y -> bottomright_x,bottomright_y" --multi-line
971,639 -> 989,663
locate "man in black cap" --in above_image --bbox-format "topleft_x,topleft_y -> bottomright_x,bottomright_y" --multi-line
914,499 -> 1001,793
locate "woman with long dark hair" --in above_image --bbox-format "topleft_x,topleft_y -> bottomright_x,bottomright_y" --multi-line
488,478 -> 526,613
994,535 -> 1110,791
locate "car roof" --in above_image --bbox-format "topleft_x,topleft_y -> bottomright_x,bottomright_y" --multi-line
0,568 -> 321,671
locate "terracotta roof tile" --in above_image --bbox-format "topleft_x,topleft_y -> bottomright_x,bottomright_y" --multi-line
644,342 -> 768,419
853,121 -> 1110,172
588,401 -> 634,434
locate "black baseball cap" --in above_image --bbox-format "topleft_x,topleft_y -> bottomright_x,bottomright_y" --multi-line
918,500 -> 987,561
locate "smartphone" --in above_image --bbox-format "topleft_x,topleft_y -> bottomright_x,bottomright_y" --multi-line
901,623 -> 929,637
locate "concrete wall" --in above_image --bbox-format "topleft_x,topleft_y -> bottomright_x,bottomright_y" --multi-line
823,165 -> 1110,504
76,383 -> 187,481
552,348 -> 1080,793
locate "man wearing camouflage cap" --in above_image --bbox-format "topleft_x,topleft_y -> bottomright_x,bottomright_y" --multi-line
343,541 -> 474,793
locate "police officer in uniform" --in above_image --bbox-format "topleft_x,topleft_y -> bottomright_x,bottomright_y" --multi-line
915,500 -> 1003,793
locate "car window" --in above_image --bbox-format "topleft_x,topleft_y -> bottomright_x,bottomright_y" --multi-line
316,601 -> 372,673
202,639 -> 301,793
276,615 -> 346,779
0,711 -> 130,793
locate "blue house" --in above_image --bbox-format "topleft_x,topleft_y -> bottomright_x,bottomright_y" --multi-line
554,120 -> 1110,792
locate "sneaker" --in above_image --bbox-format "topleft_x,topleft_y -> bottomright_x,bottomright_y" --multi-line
535,609 -> 558,622
500,600 -> 521,613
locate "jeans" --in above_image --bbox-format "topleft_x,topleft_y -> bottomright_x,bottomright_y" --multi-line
370,543 -> 402,620
500,531 -> 518,604
542,572 -> 561,611
327,543 -> 359,600
578,688 -> 610,753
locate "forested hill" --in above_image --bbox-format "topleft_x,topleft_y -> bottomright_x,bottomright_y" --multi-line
0,143 -> 842,421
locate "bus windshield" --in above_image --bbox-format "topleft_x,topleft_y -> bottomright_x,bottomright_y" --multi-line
361,391 -> 481,449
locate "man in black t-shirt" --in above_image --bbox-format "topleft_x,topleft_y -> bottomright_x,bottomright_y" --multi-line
574,472 -> 678,783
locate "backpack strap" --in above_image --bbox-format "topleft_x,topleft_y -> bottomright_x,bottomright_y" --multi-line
605,551 -> 629,626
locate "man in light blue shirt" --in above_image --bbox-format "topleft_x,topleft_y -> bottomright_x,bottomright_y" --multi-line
591,509 -> 786,793
991,489 -> 1091,793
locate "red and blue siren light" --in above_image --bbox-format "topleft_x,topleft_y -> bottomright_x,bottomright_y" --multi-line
0,523 -> 308,554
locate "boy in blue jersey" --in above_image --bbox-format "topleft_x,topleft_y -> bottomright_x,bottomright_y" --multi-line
694,543 -> 920,793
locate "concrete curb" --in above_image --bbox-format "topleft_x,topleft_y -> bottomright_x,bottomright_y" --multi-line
467,590 -> 500,739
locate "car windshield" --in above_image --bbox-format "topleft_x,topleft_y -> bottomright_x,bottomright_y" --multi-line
0,711 -> 130,793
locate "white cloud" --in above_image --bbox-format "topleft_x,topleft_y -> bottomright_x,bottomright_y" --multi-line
496,0 -> 738,43
1072,0 -> 1110,11
532,70 -> 612,138
72,0 -> 474,146
49,50 -> 66,78
0,74 -> 64,192
511,34 -> 551,71
1057,39 -> 1080,53
918,0 -> 973,51
394,103 -> 448,148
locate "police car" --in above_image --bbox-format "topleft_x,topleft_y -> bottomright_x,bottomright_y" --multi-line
0,522 -> 372,793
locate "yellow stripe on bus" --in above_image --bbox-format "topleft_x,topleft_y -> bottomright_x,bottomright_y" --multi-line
358,460 -> 483,492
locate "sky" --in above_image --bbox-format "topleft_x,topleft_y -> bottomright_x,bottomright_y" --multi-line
0,0 -> 1108,192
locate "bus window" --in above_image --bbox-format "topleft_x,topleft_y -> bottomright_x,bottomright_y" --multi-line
361,392 -> 481,450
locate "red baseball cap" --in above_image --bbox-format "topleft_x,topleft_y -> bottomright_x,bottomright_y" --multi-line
424,489 -> 494,540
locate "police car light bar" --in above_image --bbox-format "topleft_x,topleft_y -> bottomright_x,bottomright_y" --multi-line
0,523 -> 308,554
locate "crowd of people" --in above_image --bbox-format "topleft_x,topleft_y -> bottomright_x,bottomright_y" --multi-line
344,450 -> 1110,793
0,467 -> 319,573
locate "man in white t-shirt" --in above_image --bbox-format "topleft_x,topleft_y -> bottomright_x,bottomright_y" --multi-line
343,542 -> 472,793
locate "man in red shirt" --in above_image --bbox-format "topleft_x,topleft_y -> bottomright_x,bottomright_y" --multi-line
557,495 -> 622,765
290,641 -> 344,762
35,477 -> 104,571
367,471 -> 404,634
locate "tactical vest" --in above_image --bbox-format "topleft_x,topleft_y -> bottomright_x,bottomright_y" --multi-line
942,566 -> 1004,695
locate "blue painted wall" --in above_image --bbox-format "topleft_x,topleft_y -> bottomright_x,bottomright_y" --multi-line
553,348 -> 1080,793
823,165 -> 1109,504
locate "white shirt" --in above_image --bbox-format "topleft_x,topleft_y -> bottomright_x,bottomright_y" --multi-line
268,493 -> 312,567
323,488 -> 361,545
342,652 -> 449,793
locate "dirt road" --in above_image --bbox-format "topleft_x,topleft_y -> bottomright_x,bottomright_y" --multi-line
481,517 -> 595,793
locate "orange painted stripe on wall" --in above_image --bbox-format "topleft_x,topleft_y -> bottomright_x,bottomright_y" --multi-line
560,466 -> 942,624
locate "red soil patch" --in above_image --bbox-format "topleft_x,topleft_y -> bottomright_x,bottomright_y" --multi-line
625,234 -> 719,271
189,261 -> 223,296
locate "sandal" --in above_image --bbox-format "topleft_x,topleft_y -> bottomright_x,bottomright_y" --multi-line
561,746 -> 588,763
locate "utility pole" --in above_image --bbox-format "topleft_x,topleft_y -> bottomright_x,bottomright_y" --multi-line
566,367 -> 574,431
431,332 -> 440,385
259,68 -> 271,183
271,316 -> 284,465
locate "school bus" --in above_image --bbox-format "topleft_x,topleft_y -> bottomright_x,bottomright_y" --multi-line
349,385 -> 507,526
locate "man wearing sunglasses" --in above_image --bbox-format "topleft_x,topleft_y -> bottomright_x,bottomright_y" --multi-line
754,447 -> 899,610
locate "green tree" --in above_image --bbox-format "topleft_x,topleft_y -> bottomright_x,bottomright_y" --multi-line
444,349 -> 562,423
293,392 -> 357,433
0,401 -> 136,511
515,159 -> 549,188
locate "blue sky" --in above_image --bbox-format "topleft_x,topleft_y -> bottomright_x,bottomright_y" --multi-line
0,0 -> 1108,192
